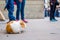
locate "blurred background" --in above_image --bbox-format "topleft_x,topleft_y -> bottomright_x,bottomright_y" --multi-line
44,0 -> 60,17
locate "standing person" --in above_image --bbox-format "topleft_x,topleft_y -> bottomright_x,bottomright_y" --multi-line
50,0 -> 59,22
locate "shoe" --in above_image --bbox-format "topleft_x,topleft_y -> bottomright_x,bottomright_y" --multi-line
50,19 -> 57,22
22,19 -> 28,23
53,19 -> 58,21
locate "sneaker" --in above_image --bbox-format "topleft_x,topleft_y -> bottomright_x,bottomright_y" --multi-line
22,19 -> 28,23
50,19 -> 57,22
54,19 -> 58,21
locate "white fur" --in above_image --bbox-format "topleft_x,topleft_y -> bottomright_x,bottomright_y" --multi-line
10,21 -> 22,33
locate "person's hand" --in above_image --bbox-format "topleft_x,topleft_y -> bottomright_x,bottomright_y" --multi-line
19,0 -> 22,3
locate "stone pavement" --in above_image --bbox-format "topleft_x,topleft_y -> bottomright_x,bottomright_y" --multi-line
0,17 -> 60,40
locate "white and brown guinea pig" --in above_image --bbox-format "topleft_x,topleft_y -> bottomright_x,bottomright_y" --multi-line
6,20 -> 26,34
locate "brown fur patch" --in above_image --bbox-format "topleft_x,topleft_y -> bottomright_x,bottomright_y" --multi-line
6,22 -> 14,34
20,21 -> 26,28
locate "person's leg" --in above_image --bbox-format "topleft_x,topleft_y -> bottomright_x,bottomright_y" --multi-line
45,9 -> 48,17
56,9 -> 59,17
6,0 -> 15,21
21,0 -> 28,23
48,10 -> 50,17
8,9 -> 15,21
15,0 -> 21,20
21,0 -> 25,20
52,5 -> 58,21
52,5 -> 56,19
44,9 -> 46,17
50,5 -> 57,22
50,5 -> 53,20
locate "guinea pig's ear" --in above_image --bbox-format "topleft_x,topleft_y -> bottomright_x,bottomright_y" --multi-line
20,20 -> 26,28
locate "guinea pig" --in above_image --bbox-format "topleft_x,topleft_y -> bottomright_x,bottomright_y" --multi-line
6,20 -> 26,34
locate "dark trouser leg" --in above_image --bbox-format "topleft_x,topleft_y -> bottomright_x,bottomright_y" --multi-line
45,9 -> 48,17
52,5 -> 56,19
50,5 -> 53,20
15,0 -> 21,20
21,0 -> 25,20
50,5 -> 56,20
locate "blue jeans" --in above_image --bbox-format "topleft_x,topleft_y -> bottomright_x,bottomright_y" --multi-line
15,0 -> 25,20
21,0 -> 25,20
5,0 -> 25,20
5,0 -> 15,21
44,9 -> 49,17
